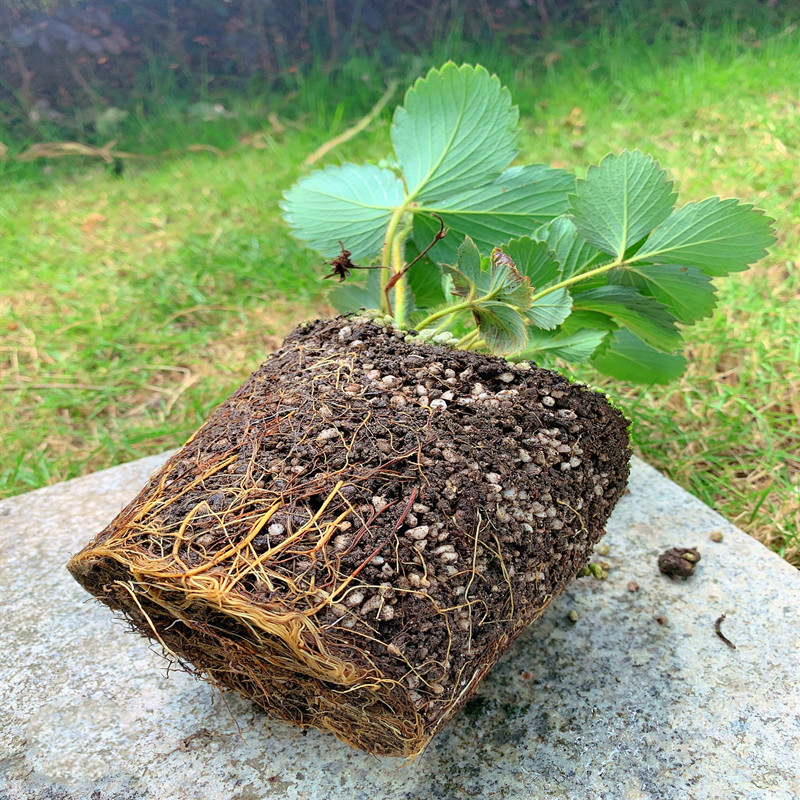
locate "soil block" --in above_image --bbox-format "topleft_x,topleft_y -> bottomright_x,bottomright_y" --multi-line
67,316 -> 631,757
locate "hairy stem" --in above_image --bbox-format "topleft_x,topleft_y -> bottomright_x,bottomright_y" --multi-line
434,314 -> 461,334
386,215 -> 446,324
391,235 -> 407,326
457,329 -> 481,349
414,300 -> 474,330
529,258 -> 622,303
380,204 -> 409,315
415,253 -> 626,350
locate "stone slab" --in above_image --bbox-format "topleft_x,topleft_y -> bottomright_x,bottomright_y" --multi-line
1,453 -> 798,800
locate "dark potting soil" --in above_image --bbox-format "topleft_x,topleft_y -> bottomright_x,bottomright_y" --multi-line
658,547 -> 701,579
68,315 -> 630,756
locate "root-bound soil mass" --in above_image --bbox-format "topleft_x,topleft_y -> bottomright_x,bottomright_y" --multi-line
68,316 -> 630,757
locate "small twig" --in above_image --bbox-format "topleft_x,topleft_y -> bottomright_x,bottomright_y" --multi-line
384,215 -> 448,315
714,614 -> 736,649
304,80 -> 398,166
393,486 -> 419,533
338,500 -> 396,558
349,487 -> 419,582
180,727 -> 213,750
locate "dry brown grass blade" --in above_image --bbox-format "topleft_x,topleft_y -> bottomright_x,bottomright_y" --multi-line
303,81 -> 398,166
15,140 -> 148,163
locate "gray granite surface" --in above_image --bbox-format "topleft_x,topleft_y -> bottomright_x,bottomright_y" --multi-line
0,453 -> 798,800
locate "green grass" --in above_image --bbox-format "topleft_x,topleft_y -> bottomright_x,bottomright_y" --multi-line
1,21 -> 798,564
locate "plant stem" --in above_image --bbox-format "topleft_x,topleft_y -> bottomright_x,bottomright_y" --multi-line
385,214 -> 446,324
380,204 -> 408,315
415,255 -> 623,347
434,314 -> 459,334
391,234 -> 407,326
529,259 -> 622,303
414,300 -> 474,330
457,329 -> 481,349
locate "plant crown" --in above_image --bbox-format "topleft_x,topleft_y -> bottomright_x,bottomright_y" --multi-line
282,62 -> 775,383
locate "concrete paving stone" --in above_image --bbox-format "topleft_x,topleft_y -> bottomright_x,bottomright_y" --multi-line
1,453 -> 798,800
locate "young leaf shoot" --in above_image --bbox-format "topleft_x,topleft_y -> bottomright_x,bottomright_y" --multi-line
282,62 -> 775,384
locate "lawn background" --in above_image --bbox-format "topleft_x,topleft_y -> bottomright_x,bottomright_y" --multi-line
1,12 -> 798,564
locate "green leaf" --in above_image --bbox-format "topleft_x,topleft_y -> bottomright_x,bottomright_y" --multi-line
516,328 -> 607,363
414,165 -> 574,262
591,329 -> 687,383
445,238 -> 534,308
473,302 -> 527,355
441,270 -> 458,302
329,269 -> 383,313
483,249 -> 533,309
281,164 -> 404,260
526,288 -> 572,330
392,63 -> 518,202
572,285 -> 681,352
457,236 -> 482,284
442,266 -> 472,298
404,244 -> 446,310
561,309 -> 618,334
501,237 -> 562,288
632,197 -> 775,276
534,217 -> 608,280
443,236 -> 482,297
569,150 -> 676,258
609,264 -> 717,323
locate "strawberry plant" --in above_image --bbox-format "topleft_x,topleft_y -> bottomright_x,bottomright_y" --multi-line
68,62 -> 777,760
282,62 -> 775,383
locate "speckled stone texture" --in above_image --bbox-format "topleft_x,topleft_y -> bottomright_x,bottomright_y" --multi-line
1,453 -> 798,800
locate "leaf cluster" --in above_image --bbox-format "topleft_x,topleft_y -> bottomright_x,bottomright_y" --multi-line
282,63 -> 775,384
